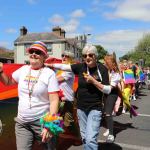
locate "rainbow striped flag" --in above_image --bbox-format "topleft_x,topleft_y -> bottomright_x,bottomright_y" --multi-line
123,69 -> 136,84
137,69 -> 145,81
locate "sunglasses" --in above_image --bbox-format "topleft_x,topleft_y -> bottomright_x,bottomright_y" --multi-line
82,54 -> 94,58
61,54 -> 70,58
29,50 -> 42,55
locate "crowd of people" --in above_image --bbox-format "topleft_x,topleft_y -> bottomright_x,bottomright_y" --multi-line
0,40 -> 149,150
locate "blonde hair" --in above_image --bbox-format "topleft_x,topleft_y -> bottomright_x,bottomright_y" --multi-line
104,54 -> 119,72
66,57 -> 75,64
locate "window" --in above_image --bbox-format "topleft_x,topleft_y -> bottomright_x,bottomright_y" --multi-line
24,44 -> 31,55
46,43 -> 52,53
24,43 -> 31,49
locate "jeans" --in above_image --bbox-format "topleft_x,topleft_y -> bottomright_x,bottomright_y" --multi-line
77,109 -> 102,150
15,118 -> 56,150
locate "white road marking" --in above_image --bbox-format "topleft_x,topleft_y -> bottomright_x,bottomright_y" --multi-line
125,112 -> 150,117
98,140 -> 150,150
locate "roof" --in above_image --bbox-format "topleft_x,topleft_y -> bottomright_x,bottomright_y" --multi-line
0,48 -> 14,59
0,46 -> 12,51
14,32 -> 66,44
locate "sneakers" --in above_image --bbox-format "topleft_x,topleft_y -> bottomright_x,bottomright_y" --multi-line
103,129 -> 109,137
132,95 -> 136,101
122,108 -> 126,114
106,134 -> 115,143
112,111 -> 116,116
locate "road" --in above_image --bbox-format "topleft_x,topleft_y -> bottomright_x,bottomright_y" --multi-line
69,87 -> 150,150
0,87 -> 150,150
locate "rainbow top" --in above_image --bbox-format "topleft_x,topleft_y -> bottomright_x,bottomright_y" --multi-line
137,69 -> 145,81
123,69 -> 136,84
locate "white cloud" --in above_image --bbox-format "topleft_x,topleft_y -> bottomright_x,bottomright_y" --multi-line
104,0 -> 150,22
71,9 -> 85,18
5,28 -> 17,34
62,19 -> 80,33
82,26 -> 93,33
48,14 -> 64,25
94,29 -> 150,57
0,41 -> 9,48
48,9 -> 86,34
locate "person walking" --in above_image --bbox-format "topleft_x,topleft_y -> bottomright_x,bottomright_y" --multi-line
0,41 -> 60,150
102,54 -> 121,143
55,52 -> 82,149
56,51 -> 75,128
45,44 -> 111,150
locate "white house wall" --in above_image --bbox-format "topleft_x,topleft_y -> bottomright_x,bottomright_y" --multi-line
14,42 -> 79,63
15,45 -> 28,64
50,43 -> 65,59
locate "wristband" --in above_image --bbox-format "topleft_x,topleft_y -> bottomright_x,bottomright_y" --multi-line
40,113 -> 64,136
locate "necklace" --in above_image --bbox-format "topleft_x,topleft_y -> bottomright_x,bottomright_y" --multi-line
27,67 -> 43,108
87,64 -> 102,81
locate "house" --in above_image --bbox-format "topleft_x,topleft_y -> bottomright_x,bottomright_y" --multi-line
14,26 -> 87,64
0,47 -> 14,63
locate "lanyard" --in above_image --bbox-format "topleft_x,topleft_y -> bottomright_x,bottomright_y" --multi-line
27,67 -> 43,108
87,64 -> 102,81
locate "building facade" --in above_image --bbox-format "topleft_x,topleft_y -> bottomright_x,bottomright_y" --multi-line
14,26 -> 86,64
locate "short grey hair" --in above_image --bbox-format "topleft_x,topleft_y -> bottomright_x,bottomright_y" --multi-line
82,44 -> 98,57
63,51 -> 74,58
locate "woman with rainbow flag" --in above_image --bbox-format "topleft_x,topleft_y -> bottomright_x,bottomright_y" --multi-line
0,41 -> 62,150
121,62 -> 138,117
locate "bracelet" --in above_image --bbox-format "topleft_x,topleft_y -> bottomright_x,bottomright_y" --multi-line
40,113 -> 64,136
0,70 -> 3,74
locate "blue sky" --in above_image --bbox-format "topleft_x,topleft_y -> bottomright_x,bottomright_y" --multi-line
1,0 -> 150,58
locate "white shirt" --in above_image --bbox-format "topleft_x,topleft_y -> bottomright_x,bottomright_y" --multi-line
59,71 -> 74,101
12,65 -> 59,122
110,71 -> 121,87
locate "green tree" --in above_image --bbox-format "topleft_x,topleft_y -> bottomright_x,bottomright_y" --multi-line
120,33 -> 150,66
135,34 -> 150,52
95,45 -> 108,60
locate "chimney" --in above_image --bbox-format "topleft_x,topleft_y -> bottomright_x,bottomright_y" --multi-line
52,26 -> 61,36
20,26 -> 27,36
61,29 -> 66,38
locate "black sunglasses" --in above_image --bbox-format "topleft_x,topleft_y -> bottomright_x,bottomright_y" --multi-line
82,54 -> 94,58
61,54 -> 69,58
29,50 -> 42,55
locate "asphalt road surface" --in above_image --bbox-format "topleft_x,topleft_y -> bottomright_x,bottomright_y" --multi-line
0,86 -> 150,150
69,87 -> 150,150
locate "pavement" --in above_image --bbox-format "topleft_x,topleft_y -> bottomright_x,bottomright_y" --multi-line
0,86 -> 150,150
69,87 -> 150,150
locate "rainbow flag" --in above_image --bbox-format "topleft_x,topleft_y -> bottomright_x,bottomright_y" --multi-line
137,69 -> 145,81
123,69 -> 136,84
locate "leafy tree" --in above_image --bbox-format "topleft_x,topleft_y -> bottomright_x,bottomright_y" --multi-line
135,34 -> 150,52
120,33 -> 150,66
95,45 -> 108,60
